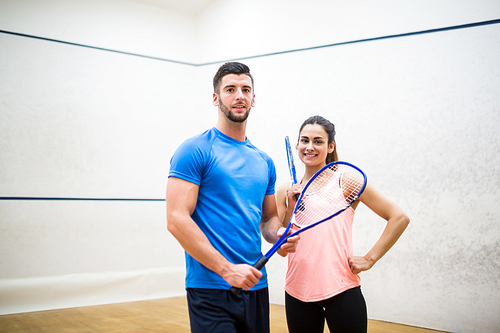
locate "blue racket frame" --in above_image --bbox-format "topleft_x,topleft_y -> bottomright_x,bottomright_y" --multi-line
230,161 -> 367,295
266,160 -> 367,258
285,136 -> 298,184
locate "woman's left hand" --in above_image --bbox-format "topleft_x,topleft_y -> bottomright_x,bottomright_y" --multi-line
348,256 -> 374,275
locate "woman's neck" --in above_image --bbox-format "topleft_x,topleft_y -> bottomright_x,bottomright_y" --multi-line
301,164 -> 326,184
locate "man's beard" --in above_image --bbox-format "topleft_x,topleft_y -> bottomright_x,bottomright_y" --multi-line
220,101 -> 251,123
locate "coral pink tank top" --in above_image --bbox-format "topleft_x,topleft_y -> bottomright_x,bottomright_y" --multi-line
285,206 -> 360,302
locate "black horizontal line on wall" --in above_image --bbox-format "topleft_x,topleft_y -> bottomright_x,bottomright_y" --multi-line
0,197 -> 165,202
1,18 -> 499,66
205,18 -> 500,65
0,29 -> 195,66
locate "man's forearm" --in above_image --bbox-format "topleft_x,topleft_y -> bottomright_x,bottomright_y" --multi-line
168,213 -> 232,276
260,216 -> 282,244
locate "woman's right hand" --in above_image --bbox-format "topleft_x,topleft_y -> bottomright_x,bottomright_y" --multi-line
286,184 -> 303,208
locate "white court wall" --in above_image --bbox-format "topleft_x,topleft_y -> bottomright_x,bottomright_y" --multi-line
1,1 -> 500,332
0,0 -> 199,64
198,0 -> 500,64
0,18 -> 201,313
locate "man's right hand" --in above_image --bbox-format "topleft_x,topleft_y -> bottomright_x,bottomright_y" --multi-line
222,263 -> 262,291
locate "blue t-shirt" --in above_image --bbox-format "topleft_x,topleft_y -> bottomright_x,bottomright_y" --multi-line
168,127 -> 277,290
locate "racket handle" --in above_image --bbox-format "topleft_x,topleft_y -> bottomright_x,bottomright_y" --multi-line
253,256 -> 269,270
229,256 -> 269,296
229,286 -> 242,296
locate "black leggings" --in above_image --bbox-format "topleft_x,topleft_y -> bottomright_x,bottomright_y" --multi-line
285,287 -> 367,333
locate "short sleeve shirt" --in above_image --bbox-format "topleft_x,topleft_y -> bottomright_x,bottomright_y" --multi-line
169,127 -> 276,290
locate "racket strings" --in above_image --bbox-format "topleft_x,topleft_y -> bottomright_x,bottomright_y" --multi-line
293,165 -> 364,228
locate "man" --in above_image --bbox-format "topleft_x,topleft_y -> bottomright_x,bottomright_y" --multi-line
166,62 -> 299,333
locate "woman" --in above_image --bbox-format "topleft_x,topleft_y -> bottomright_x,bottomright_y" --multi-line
276,115 -> 409,333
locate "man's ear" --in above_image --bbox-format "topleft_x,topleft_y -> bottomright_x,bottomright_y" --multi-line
213,93 -> 219,106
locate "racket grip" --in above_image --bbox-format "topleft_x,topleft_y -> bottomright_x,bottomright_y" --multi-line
230,286 -> 242,296
253,256 -> 269,270
229,256 -> 269,296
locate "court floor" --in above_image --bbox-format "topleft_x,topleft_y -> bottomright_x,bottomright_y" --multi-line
0,296 -> 447,333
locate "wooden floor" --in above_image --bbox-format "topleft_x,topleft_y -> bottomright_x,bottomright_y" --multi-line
0,296 -> 446,333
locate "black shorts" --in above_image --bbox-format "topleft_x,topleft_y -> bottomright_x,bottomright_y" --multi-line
186,287 -> 270,333
285,286 -> 367,333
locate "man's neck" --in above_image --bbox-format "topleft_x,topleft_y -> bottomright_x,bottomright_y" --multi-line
216,118 -> 247,142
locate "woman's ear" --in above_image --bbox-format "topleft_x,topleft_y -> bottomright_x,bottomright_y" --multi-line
328,141 -> 335,153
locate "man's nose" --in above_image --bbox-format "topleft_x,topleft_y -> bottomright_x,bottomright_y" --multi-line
235,88 -> 244,99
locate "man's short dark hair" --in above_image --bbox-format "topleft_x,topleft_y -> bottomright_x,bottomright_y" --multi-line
213,62 -> 254,94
